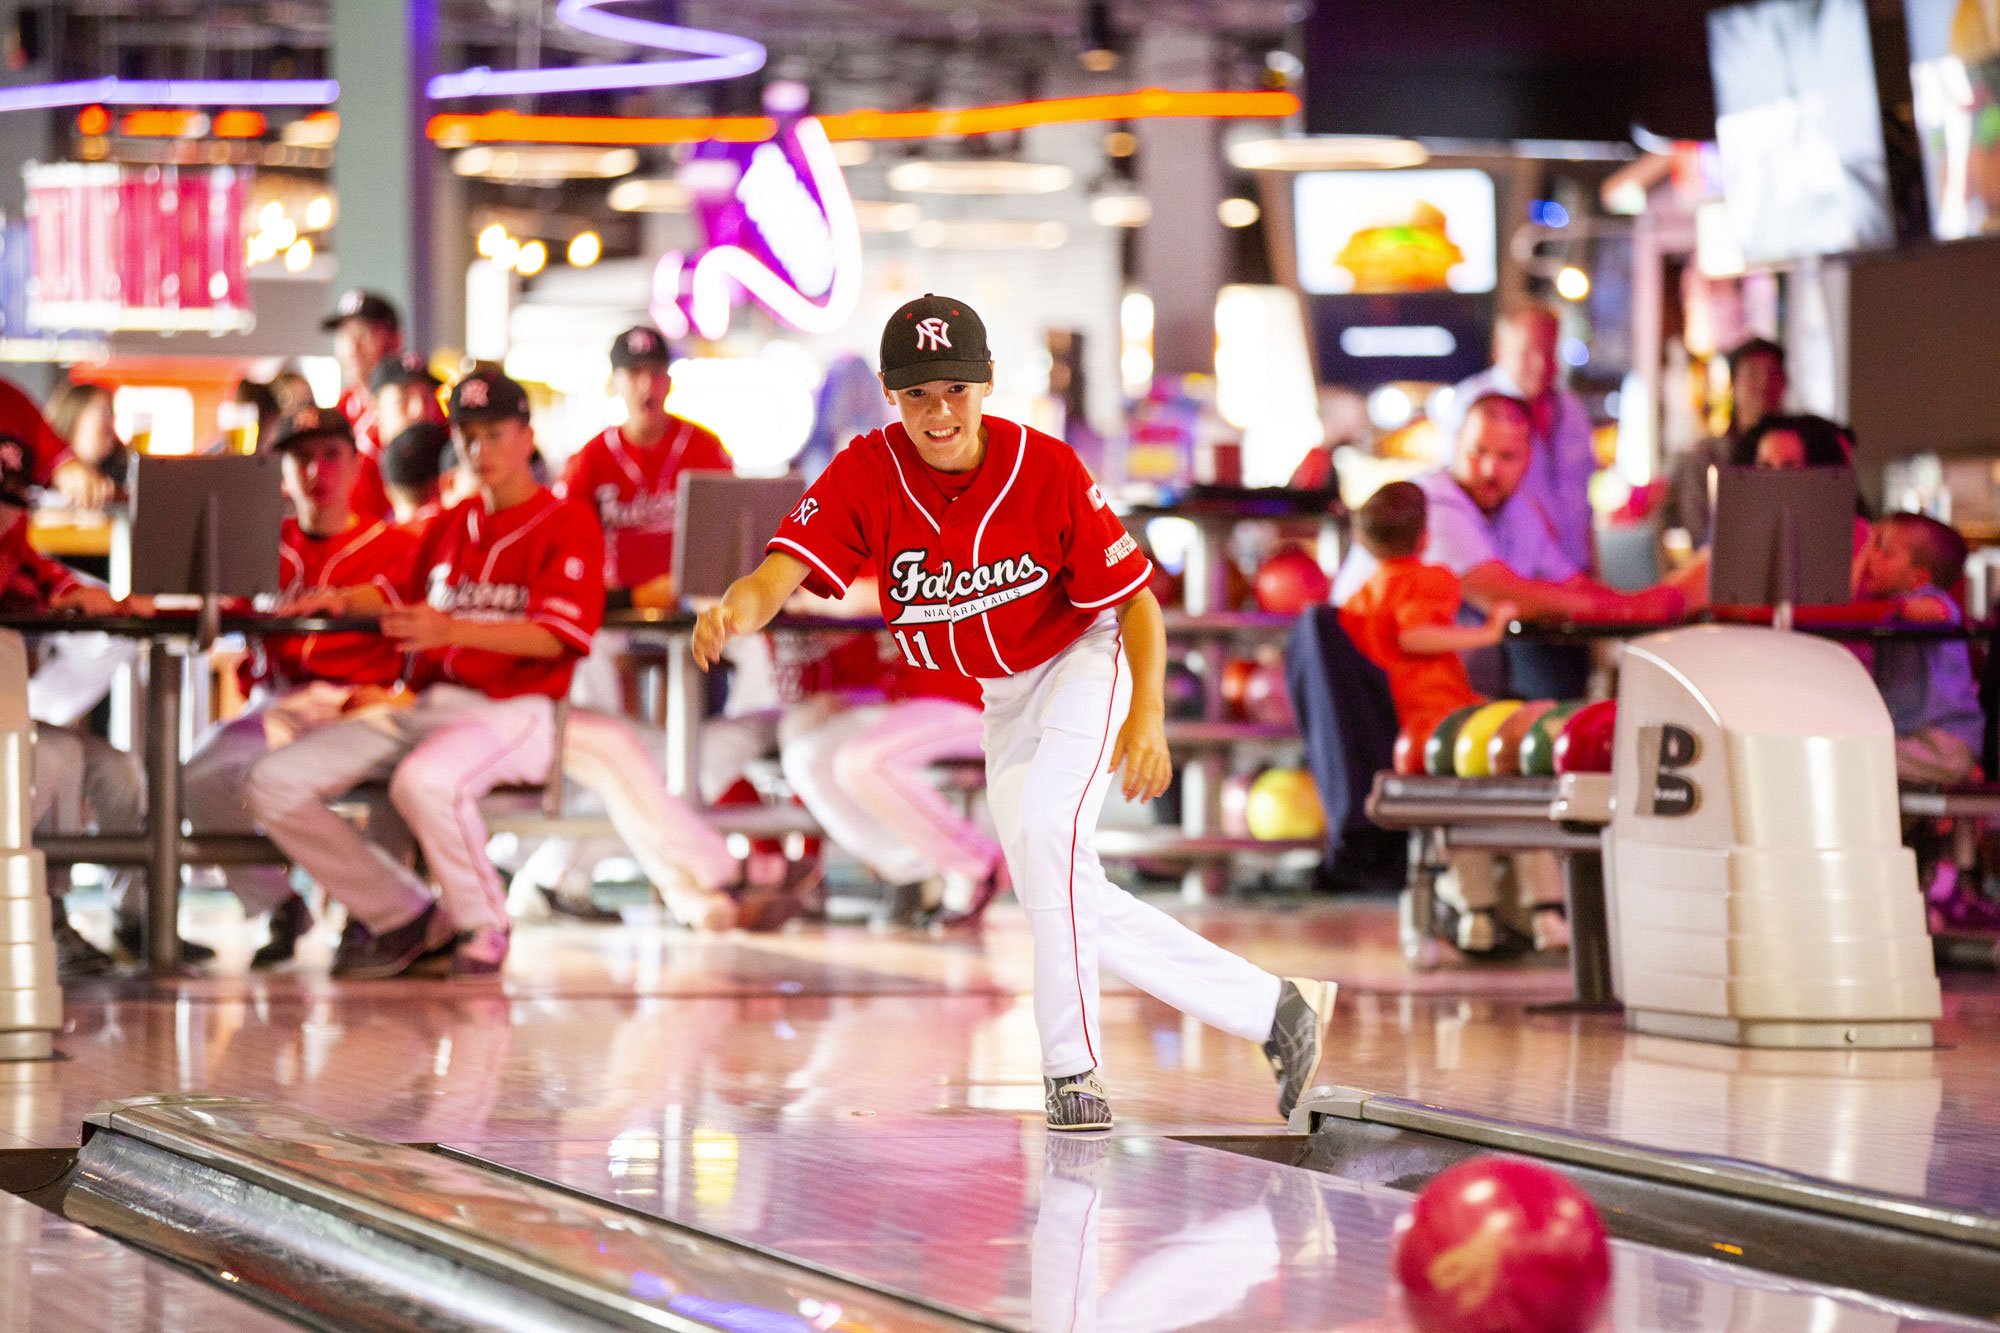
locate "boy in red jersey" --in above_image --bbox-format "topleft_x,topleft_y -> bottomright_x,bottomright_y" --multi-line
183,406 -> 421,967
245,371 -> 605,978
696,295 -> 1337,1130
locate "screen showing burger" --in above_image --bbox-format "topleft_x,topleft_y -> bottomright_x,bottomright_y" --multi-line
1293,169 -> 1497,296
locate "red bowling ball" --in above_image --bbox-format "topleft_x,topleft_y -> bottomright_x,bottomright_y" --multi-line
1252,547 -> 1332,615
1394,723 -> 1434,776
1220,657 -> 1259,719
1241,663 -> 1294,727
1393,1156 -> 1612,1333
1551,699 -> 1618,775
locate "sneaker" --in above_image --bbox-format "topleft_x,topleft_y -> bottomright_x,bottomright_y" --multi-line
667,885 -> 737,932
1263,977 -> 1337,1120
879,880 -> 938,928
112,914 -> 216,966
52,899 -> 115,978
1531,904 -> 1571,952
250,894 -> 314,970
449,927 -> 510,978
935,860 -> 1008,930
331,903 -> 446,980
1044,1069 -> 1113,1132
537,879 -> 620,923
1455,907 -> 1499,955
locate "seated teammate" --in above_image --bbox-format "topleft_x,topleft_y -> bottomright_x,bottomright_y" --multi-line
245,370 -> 608,978
381,421 -> 451,531
1340,481 -> 1567,953
1850,514 -> 1983,786
183,405 -> 420,968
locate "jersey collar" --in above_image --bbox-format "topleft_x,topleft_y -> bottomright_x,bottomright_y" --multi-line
883,416 -> 1023,529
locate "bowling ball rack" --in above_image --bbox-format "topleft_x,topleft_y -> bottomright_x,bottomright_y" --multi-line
1193,1084 -> 2000,1325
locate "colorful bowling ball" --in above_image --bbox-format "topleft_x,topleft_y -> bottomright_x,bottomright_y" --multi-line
1518,703 -> 1583,778
1241,663 -> 1295,727
1394,722 -> 1435,776
1452,701 -> 1523,778
1423,705 -> 1485,777
1220,657 -> 1259,718
1487,700 -> 1557,777
1252,548 -> 1332,615
1245,768 -> 1325,841
1393,1156 -> 1611,1333
1552,699 -> 1618,775
1220,770 -> 1262,838
1163,662 -> 1207,721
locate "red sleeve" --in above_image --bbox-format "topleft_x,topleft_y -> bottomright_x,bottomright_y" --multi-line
1391,566 -> 1464,631
765,441 -> 874,598
350,453 -> 393,522
555,436 -> 601,501
527,501 -> 606,653
1056,450 -> 1152,611
0,379 -> 72,485
367,525 -> 420,607
401,508 -> 448,605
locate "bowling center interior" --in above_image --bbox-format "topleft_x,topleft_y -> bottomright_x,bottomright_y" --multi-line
5,1 -> 2000,1330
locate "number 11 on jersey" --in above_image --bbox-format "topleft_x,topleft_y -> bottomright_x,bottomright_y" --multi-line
894,628 -> 940,670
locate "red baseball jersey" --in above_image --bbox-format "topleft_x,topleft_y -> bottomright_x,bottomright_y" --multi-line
0,376 -> 73,485
767,417 -> 1152,679
0,511 -> 80,610
259,518 -> 418,690
556,418 -> 731,588
332,385 -> 393,521
405,488 -> 606,699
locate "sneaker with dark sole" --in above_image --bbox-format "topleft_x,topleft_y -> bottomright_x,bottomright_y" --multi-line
449,927 -> 510,978
331,903 -> 446,980
52,900 -> 116,978
1264,977 -> 1337,1121
1045,1069 -> 1113,1132
112,916 -> 216,966
250,894 -> 315,970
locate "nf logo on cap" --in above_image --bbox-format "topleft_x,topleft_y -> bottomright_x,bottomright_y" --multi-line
915,318 -> 952,351
611,324 -> 673,369
880,293 -> 992,391
460,378 -> 489,409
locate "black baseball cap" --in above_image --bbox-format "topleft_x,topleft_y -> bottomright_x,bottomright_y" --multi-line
610,325 -> 672,370
880,293 -> 992,391
369,351 -> 440,396
267,405 -> 357,454
448,369 -> 531,425
321,288 -> 400,332
382,422 -> 451,488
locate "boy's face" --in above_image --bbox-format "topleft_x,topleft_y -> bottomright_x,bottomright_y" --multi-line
375,383 -> 437,441
456,417 -> 538,491
281,434 -> 359,515
1753,428 -> 1808,470
614,363 -> 671,425
1854,524 -> 1928,599
883,377 -> 990,463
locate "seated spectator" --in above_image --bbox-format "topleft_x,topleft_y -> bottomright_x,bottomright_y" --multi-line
1339,481 -> 1566,953
1852,514 -> 1982,786
381,421 -> 451,530
1732,412 -> 1857,470
1333,392 -> 1685,697
45,383 -> 129,500
1658,337 -> 1788,551
182,406 -> 421,968
370,353 -> 444,444
270,368 -> 316,417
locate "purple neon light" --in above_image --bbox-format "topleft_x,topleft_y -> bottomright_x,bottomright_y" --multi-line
428,0 -> 763,99
0,77 -> 338,115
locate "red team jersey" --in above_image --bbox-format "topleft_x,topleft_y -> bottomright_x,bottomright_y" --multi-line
405,489 -> 606,699
556,418 -> 731,588
767,418 -> 1152,679
0,511 -> 79,610
261,518 -> 419,690
0,376 -> 74,485
336,384 -> 395,522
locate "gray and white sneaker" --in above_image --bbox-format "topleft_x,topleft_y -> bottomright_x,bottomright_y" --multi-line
1044,1069 -> 1113,1132
1263,977 -> 1337,1120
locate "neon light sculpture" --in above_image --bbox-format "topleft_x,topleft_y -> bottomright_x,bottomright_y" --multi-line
429,0 -> 764,99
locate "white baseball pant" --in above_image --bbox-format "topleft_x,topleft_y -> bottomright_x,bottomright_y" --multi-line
779,695 -> 995,885
184,684 -> 415,914
244,684 -> 554,935
33,722 -> 143,913
982,614 -> 1282,1078
29,631 -> 138,726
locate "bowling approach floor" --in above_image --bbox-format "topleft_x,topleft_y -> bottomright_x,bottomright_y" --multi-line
4,894 -> 1999,1330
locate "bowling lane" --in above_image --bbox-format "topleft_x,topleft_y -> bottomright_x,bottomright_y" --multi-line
447,1129 -> 1988,1331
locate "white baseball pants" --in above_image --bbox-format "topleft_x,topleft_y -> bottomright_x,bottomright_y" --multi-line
552,707 -> 738,899
34,722 -> 143,913
245,684 -> 554,935
184,685 -> 415,913
982,615 -> 1281,1078
779,695 -> 996,886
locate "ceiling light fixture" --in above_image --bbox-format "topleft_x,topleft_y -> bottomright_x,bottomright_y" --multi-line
1089,194 -> 1150,227
1218,197 -> 1260,228
567,231 -> 602,266
0,77 -> 336,115
1226,136 -> 1429,171
911,219 -> 1068,250
889,159 -> 1073,195
1081,0 -> 1118,72
453,145 -> 639,182
430,0 -> 764,99
851,200 -> 922,233
426,89 -> 1297,147
608,178 -> 692,212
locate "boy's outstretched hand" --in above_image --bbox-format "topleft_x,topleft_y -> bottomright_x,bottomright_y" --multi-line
1108,704 -> 1172,803
692,602 -> 740,671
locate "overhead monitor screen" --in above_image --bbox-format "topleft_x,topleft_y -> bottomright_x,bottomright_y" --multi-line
1708,0 -> 1895,263
1905,0 -> 2000,238
1292,169 -> 1497,297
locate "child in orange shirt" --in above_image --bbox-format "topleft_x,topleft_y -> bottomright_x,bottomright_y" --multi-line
1340,481 -> 1566,953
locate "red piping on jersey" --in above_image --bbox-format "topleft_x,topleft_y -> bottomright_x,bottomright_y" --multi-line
970,419 -> 1025,676
1066,629 -> 1122,1073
